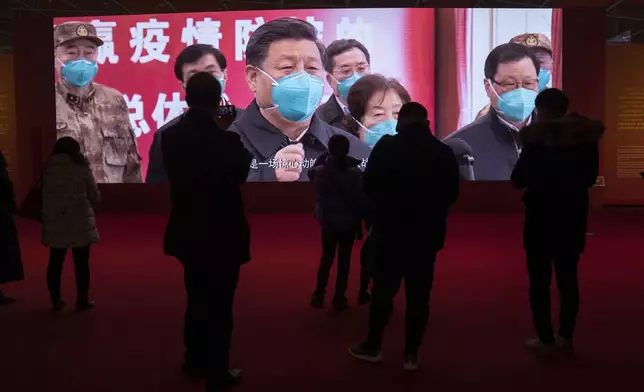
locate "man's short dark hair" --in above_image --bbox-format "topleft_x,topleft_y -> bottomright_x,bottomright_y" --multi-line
174,44 -> 227,82
399,102 -> 428,122
484,43 -> 540,80
324,39 -> 370,73
245,17 -> 327,68
328,134 -> 350,157
185,72 -> 222,109
535,88 -> 569,116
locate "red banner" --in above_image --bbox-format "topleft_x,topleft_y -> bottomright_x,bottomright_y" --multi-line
54,9 -> 436,179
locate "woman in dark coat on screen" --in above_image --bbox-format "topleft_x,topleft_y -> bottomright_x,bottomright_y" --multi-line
0,150 -> 24,305
511,88 -> 603,354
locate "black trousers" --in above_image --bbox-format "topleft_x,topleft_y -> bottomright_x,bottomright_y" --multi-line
366,243 -> 437,355
359,231 -> 374,294
314,228 -> 356,299
46,246 -> 91,303
526,250 -> 581,343
182,260 -> 240,387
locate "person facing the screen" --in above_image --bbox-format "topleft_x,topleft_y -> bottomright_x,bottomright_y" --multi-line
229,17 -> 371,182
161,72 -> 252,391
511,88 -> 602,355
443,43 -> 540,180
349,102 -> 459,371
346,74 -> 412,147
146,44 -> 243,183
316,39 -> 371,129
53,22 -> 141,184
41,137 -> 100,312
475,33 -> 554,121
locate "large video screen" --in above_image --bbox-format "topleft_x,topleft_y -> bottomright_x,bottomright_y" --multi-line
53,8 -> 561,183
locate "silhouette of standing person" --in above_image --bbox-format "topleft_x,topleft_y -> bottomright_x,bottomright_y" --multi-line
309,134 -> 366,311
42,137 -> 100,311
0,151 -> 23,305
349,102 -> 460,370
511,88 -> 603,355
161,72 -> 253,391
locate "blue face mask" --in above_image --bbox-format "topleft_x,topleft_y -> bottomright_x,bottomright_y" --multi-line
60,58 -> 98,88
494,84 -> 538,123
336,73 -> 364,101
364,119 -> 397,147
259,69 -> 324,122
538,68 -> 551,91
216,77 -> 226,94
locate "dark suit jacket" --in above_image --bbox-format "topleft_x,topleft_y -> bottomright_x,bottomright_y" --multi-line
511,113 -> 603,255
443,110 -> 524,180
364,125 -> 460,252
315,96 -> 346,130
147,106 -> 244,183
229,100 -> 371,182
162,110 -> 253,265
0,151 -> 23,284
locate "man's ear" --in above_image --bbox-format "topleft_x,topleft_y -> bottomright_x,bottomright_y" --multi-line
223,69 -> 228,82
245,65 -> 258,93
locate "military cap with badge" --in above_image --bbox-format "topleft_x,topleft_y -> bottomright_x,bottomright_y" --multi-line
54,22 -> 104,88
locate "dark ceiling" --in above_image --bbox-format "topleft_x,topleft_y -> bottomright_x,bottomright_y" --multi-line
0,0 -> 641,53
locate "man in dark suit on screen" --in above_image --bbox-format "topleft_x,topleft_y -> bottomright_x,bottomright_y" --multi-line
162,72 -> 253,391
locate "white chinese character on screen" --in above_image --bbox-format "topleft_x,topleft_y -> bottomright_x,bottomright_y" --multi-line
336,17 -> 374,51
90,20 -> 119,64
359,158 -> 368,169
129,18 -> 170,64
181,17 -> 223,48
235,17 -> 265,61
305,17 -> 324,40
123,94 -> 150,137
250,159 -> 258,169
151,93 -> 188,129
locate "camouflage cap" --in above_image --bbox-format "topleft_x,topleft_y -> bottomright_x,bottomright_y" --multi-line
54,22 -> 104,48
509,33 -> 552,54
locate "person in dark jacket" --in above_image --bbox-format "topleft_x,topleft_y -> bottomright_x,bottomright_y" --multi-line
229,18 -> 371,182
0,151 -> 23,305
349,102 -> 460,371
511,88 -> 603,355
309,134 -> 366,311
147,44 -> 244,183
315,39 -> 371,130
41,137 -> 100,312
162,72 -> 253,391
444,43 -> 541,180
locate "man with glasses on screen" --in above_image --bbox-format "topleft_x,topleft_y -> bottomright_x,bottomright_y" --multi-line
475,33 -> 554,121
54,22 -> 141,183
443,43 -> 540,181
147,44 -> 243,183
229,17 -> 371,182
315,39 -> 371,130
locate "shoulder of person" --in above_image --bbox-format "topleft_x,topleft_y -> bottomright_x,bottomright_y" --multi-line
443,114 -> 493,144
93,83 -> 126,102
158,113 -> 186,138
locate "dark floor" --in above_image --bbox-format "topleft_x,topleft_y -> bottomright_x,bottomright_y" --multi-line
1,211 -> 643,392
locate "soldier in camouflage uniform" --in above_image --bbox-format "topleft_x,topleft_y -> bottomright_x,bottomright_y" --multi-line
54,21 -> 141,183
475,33 -> 554,121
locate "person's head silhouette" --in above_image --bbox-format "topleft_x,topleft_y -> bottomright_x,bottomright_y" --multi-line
53,136 -> 87,166
397,102 -> 430,132
185,71 -> 222,116
328,134 -> 350,158
535,88 -> 569,120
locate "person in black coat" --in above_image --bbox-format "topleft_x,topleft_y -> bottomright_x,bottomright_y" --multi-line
162,72 -> 253,391
348,102 -> 460,371
309,134 -> 366,311
511,88 -> 603,355
0,151 -> 23,305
